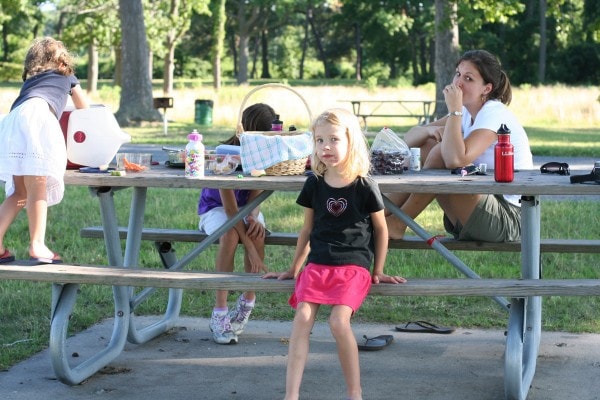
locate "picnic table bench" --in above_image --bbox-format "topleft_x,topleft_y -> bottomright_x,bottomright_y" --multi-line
340,99 -> 436,130
1,166 -> 599,400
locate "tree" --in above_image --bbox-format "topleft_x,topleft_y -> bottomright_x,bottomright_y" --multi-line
228,0 -> 271,84
58,0 -> 120,94
115,0 -> 161,126
144,0 -> 209,96
211,0 -> 226,90
434,0 -> 459,118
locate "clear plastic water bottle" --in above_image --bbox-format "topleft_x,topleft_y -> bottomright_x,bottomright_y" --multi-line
494,124 -> 514,182
185,129 -> 204,179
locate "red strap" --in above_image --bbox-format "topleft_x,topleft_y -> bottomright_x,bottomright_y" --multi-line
426,235 -> 446,247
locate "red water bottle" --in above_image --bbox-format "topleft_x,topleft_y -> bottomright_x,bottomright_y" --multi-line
494,124 -> 514,182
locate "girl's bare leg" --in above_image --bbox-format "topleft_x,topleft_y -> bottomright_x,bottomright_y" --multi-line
285,302 -> 318,400
0,176 -> 26,253
329,305 -> 362,400
24,176 -> 55,259
214,229 -> 240,307
242,236 -> 264,302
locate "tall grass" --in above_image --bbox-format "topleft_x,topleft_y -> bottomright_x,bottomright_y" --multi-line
0,83 -> 599,370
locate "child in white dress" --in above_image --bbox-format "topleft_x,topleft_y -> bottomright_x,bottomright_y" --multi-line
0,37 -> 89,264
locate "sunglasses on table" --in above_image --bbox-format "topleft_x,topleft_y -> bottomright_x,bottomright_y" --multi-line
540,162 -> 570,176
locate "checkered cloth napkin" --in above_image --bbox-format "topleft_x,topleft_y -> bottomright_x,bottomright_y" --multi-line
239,131 -> 313,173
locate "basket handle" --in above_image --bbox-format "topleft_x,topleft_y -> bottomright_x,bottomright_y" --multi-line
236,83 -> 312,133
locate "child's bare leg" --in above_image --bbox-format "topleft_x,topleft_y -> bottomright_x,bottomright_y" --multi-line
214,229 -> 239,308
0,176 -> 27,253
23,176 -> 55,259
285,302 -> 318,400
329,305 -> 362,400
242,237 -> 264,302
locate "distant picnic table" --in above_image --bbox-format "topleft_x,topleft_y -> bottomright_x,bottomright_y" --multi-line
340,99 -> 436,129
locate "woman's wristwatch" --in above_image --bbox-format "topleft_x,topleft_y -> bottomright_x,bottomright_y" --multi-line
447,111 -> 463,117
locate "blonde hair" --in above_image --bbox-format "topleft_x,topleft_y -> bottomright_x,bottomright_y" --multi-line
310,108 -> 371,179
22,37 -> 75,81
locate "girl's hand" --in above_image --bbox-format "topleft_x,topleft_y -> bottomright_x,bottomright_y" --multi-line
262,270 -> 295,280
372,273 -> 407,284
246,245 -> 268,273
245,215 -> 265,240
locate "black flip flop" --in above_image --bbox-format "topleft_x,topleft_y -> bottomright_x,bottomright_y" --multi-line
357,334 -> 394,351
395,320 -> 455,334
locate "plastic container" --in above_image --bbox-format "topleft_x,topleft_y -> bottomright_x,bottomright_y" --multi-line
116,153 -> 151,172
494,124 -> 514,183
205,152 -> 240,175
194,100 -> 213,126
65,106 -> 131,168
215,144 -> 241,155
185,130 -> 205,178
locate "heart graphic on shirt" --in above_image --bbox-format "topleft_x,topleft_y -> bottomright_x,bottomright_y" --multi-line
327,198 -> 347,217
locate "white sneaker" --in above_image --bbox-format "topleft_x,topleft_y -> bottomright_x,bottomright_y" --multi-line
209,312 -> 238,344
229,295 -> 255,335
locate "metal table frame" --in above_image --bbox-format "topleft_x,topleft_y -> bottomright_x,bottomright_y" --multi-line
52,168 -> 598,399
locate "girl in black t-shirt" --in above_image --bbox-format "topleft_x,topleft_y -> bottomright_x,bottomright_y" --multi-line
264,108 -> 406,400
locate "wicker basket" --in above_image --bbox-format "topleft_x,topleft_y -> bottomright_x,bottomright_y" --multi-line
237,83 -> 312,176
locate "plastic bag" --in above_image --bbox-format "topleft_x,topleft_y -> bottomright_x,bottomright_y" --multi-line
370,127 -> 410,175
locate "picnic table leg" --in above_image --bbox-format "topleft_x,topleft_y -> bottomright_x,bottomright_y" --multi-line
504,196 -> 542,400
126,190 -> 274,344
122,187 -> 185,344
48,187 -> 131,385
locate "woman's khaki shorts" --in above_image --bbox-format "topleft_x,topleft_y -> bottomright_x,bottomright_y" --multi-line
443,194 -> 521,242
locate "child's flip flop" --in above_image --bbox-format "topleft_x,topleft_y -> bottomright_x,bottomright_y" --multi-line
357,334 -> 394,351
395,321 -> 455,334
0,249 -> 15,264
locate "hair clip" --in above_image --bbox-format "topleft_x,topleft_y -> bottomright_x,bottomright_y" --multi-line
540,162 -> 570,176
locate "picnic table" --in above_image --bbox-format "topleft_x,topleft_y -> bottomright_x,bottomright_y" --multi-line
340,99 -> 436,129
4,166 -> 599,399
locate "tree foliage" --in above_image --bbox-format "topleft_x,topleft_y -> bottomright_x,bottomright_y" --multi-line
2,0 -> 600,122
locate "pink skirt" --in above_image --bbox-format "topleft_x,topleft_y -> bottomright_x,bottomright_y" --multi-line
289,263 -> 372,312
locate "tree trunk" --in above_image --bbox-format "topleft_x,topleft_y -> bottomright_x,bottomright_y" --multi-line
86,39 -> 98,94
115,0 -> 161,126
162,45 -> 175,96
261,30 -> 270,79
299,10 -> 309,80
113,44 -> 122,87
354,22 -> 362,81
230,33 -> 238,78
211,0 -> 226,91
307,8 -> 329,78
434,0 -> 460,118
161,0 -> 179,96
538,0 -> 547,84
251,36 -> 258,78
237,33 -> 250,84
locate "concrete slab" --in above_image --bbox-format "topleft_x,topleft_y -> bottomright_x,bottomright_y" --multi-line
1,317 -> 600,400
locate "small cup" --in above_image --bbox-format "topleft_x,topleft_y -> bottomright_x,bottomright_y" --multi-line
116,153 -> 151,172
478,163 -> 487,174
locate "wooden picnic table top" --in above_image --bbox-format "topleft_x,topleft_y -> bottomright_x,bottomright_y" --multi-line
63,166 -> 600,197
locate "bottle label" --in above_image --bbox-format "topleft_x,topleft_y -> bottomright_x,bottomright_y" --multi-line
185,150 -> 204,178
